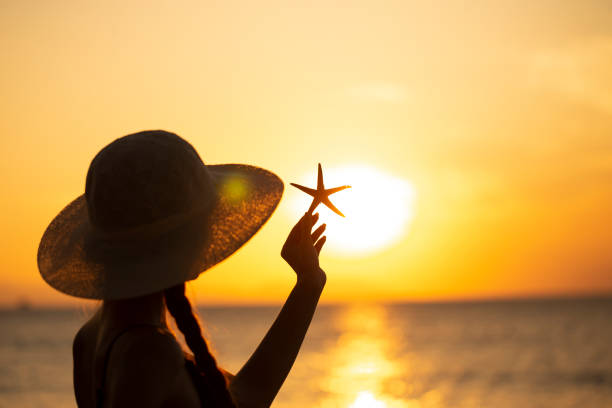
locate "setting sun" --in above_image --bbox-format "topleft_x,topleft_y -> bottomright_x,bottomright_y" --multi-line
349,391 -> 387,408
290,165 -> 416,256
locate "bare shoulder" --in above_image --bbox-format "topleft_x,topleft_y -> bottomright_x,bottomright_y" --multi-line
73,319 -> 98,408
105,327 -> 190,407
73,317 -> 95,353
73,323 -> 86,357
72,320 -> 95,376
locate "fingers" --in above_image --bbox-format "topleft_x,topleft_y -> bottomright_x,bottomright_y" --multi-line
299,212 -> 310,227
309,212 -> 318,226
314,236 -> 326,254
301,212 -> 313,239
303,212 -> 318,232
295,212 -> 324,243
291,212 -> 310,238
311,222 -> 326,242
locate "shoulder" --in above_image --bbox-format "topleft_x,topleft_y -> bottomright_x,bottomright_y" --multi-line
105,327 -> 187,407
73,316 -> 95,353
73,316 -> 98,368
73,320 -> 98,407
72,323 -> 86,356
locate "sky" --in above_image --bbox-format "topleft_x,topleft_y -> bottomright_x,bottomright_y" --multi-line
1,0 -> 611,306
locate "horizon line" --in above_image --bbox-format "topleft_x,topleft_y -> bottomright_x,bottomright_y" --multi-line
2,291 -> 612,311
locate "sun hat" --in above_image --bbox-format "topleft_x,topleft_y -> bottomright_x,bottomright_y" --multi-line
37,130 -> 284,300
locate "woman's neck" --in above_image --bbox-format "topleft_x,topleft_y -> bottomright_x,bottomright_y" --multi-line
100,291 -> 167,329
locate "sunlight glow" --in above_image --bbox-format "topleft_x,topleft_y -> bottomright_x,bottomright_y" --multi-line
349,391 -> 387,408
290,165 -> 416,255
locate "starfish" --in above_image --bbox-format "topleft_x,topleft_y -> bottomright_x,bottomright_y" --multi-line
290,163 -> 351,217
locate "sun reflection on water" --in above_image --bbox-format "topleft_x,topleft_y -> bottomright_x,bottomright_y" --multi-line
319,305 -> 413,408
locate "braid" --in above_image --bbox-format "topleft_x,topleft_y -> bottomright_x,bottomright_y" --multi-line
165,283 -> 236,407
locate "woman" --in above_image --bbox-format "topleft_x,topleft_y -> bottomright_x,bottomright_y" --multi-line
37,130 -> 328,407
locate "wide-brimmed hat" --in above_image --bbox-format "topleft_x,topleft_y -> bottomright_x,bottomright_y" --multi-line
37,130 -> 283,300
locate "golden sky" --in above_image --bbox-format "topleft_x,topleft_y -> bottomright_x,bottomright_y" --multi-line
1,0 -> 611,306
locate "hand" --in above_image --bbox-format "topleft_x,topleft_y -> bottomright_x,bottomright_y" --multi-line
281,212 -> 327,289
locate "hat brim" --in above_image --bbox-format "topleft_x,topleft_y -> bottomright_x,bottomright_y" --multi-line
37,164 -> 284,300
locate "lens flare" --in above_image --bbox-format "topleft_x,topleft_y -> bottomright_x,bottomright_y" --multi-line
221,176 -> 249,204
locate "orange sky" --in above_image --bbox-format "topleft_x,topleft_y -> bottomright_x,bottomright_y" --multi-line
1,0 -> 611,306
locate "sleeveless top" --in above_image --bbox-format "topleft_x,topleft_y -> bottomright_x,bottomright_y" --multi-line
95,325 -> 209,408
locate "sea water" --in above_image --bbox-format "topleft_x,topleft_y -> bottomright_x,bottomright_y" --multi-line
1,298 -> 611,407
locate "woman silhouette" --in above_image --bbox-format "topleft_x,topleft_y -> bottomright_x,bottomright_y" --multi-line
37,130 -> 327,407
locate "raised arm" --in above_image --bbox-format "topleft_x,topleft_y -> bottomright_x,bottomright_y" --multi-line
229,212 -> 327,407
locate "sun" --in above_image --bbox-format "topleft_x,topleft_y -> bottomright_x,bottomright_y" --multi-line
349,391 -> 387,408
290,165 -> 416,256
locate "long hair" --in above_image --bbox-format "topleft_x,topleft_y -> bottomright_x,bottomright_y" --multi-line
164,283 -> 236,407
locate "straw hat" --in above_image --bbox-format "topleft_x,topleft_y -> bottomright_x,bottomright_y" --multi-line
37,130 -> 283,300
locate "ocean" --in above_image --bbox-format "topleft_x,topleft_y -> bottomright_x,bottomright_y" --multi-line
1,298 -> 611,407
